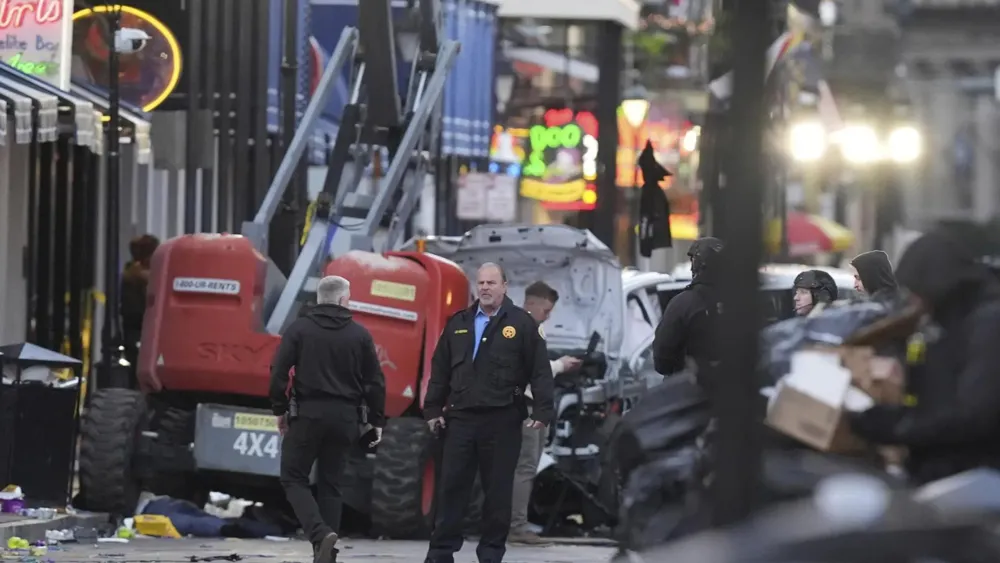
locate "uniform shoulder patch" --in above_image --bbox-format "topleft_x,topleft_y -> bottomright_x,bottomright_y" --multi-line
502,326 -> 516,339
538,325 -> 546,339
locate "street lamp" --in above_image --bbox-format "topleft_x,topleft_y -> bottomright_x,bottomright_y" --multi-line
682,125 -> 701,153
886,125 -> 922,163
621,86 -> 651,132
837,123 -> 882,164
622,84 -> 651,185
788,119 -> 826,162
622,84 -> 650,266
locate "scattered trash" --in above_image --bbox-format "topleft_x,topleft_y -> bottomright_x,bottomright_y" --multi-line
0,485 -> 23,500
6,536 -> 28,549
73,526 -> 100,542
134,514 -> 181,538
264,535 -> 289,542
18,507 -> 56,520
46,529 -> 75,543
0,485 -> 25,514
116,516 -> 136,539
29,544 -> 47,556
189,554 -> 242,562
97,537 -> 129,543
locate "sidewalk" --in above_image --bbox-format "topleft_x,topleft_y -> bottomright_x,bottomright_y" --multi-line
0,511 -> 109,543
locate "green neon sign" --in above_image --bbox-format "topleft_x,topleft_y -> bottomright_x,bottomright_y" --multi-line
6,52 -> 56,76
523,122 -> 583,178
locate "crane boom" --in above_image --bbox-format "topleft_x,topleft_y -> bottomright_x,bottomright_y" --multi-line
251,0 -> 459,334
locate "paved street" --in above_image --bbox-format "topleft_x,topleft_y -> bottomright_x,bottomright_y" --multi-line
24,537 -> 616,562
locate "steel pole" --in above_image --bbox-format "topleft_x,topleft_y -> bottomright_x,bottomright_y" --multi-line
100,6 -> 123,377
711,0 -> 769,527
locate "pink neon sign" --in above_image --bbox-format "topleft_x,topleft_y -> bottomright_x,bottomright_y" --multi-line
0,0 -> 63,29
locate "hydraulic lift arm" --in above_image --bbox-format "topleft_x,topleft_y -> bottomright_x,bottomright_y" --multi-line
242,0 -> 459,335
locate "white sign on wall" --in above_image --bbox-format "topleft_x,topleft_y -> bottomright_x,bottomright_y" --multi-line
456,172 -> 488,221
0,0 -> 74,89
486,175 -> 518,222
457,172 -> 518,222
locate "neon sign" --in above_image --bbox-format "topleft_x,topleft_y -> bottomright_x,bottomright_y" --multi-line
518,108 -> 599,211
6,51 -> 52,75
0,0 -> 63,28
0,0 -> 71,87
72,5 -> 183,112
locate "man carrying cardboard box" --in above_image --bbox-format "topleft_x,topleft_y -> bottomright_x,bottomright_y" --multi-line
848,229 -> 1000,484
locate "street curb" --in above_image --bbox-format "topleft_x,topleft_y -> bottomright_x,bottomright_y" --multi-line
0,512 -> 110,543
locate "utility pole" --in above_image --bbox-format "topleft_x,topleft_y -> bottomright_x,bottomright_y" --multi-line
270,0 -> 302,275
711,0 -> 769,527
100,4 -> 123,381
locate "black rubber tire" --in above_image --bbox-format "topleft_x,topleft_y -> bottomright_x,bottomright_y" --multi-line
370,417 -> 436,538
370,418 -> 487,539
142,407 -> 206,506
78,388 -> 147,515
596,414 -> 625,526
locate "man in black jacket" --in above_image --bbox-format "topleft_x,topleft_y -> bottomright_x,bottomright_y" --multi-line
269,275 -> 386,563
654,237 -> 724,382
850,229 -> 1000,484
423,263 -> 554,563
850,250 -> 899,301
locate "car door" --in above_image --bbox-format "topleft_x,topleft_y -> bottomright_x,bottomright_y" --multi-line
626,333 -> 664,389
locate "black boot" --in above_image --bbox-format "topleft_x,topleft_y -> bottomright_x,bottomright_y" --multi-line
313,532 -> 339,563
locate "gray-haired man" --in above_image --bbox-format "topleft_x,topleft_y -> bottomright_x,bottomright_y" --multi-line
269,276 -> 386,563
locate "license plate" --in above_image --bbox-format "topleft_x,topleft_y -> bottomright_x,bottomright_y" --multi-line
193,404 -> 282,477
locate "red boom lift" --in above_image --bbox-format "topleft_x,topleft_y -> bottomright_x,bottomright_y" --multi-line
76,0 -> 471,538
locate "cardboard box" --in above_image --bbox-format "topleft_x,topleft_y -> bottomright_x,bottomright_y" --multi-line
807,346 -> 906,404
766,350 -> 872,453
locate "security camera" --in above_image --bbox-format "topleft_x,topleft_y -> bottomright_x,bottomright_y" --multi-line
114,28 -> 151,54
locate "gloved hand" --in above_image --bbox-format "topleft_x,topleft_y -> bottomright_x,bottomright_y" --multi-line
848,405 -> 907,445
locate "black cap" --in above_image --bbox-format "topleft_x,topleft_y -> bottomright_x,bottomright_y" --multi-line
638,140 -> 671,185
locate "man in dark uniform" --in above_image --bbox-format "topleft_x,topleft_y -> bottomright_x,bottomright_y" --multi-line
269,275 -> 386,563
423,263 -> 555,563
654,237 -> 725,384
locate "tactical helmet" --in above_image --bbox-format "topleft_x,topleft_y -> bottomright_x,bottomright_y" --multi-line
688,237 -> 725,278
793,269 -> 838,304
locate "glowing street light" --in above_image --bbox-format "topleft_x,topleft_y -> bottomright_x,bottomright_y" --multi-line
788,120 -> 827,162
886,126 -> 922,163
837,124 -> 882,164
621,89 -> 651,130
682,126 -> 700,153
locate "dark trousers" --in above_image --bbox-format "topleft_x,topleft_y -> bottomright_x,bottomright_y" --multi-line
426,406 -> 522,563
279,411 -> 357,545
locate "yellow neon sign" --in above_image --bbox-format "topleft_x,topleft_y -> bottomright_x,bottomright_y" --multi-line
72,5 -> 182,112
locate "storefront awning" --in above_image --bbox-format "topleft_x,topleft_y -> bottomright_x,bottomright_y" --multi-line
1,62 -> 99,150
0,84 -> 34,145
69,82 -> 152,164
505,47 -> 599,83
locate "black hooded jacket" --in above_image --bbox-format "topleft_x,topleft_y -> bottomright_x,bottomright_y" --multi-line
851,250 -> 898,301
653,238 -> 724,377
269,304 -> 387,426
849,230 -> 1000,483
